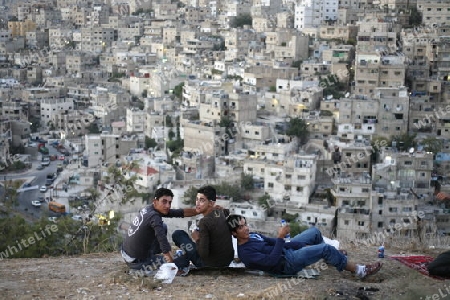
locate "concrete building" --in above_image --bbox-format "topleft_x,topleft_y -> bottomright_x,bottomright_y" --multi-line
40,98 -> 74,127
126,107 -> 145,133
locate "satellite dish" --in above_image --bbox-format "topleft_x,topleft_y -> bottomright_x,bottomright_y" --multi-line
396,104 -> 403,111
409,147 -> 415,154
345,92 -> 350,98
326,95 -> 333,100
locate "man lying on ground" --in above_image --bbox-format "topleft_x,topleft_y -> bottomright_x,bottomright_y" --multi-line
227,214 -> 382,279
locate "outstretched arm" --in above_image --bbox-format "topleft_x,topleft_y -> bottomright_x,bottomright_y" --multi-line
183,208 -> 199,217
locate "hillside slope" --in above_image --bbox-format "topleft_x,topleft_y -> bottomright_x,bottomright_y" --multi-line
0,244 -> 446,300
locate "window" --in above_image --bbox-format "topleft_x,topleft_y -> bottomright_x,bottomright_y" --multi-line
389,207 -> 397,213
378,222 -> 383,228
362,188 -> 369,193
268,183 -> 274,188
403,207 -> 412,212
296,187 -> 303,192
344,220 -> 349,225
358,221 -> 365,226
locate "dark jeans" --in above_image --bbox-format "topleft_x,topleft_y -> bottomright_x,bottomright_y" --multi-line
172,230 -> 204,269
124,223 -> 167,272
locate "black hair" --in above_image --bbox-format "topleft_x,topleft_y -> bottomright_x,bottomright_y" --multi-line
197,185 -> 216,202
226,214 -> 246,232
154,188 -> 174,200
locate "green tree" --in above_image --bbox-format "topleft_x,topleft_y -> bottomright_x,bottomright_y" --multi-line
230,14 -> 252,28
409,7 -> 422,26
173,82 -> 184,99
87,123 -> 100,134
286,117 -> 310,146
168,128 -> 175,141
291,60 -> 303,68
392,133 -> 417,151
165,115 -> 173,127
420,137 -> 442,154
145,136 -> 157,149
183,186 -> 198,205
241,172 -> 254,190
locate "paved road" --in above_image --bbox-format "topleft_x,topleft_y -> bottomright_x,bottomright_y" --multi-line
2,146 -> 61,220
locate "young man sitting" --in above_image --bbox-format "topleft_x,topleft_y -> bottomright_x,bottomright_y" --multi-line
172,186 -> 234,272
227,214 -> 382,279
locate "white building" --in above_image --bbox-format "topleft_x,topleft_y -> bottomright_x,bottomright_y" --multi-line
126,107 -> 145,133
294,0 -> 338,30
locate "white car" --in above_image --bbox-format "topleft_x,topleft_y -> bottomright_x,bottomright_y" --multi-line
39,186 -> 47,192
72,215 -> 83,221
31,201 -> 41,207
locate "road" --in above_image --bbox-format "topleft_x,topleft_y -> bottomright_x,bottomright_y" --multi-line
2,146 -> 60,220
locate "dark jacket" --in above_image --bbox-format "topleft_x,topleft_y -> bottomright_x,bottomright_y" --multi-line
238,233 -> 306,274
197,209 -> 234,267
122,204 -> 184,260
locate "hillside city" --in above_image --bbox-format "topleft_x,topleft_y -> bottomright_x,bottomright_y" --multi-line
0,0 -> 450,248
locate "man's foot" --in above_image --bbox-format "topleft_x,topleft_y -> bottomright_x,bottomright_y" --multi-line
357,262 -> 382,279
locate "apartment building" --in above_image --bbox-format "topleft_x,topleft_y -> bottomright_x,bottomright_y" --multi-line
56,111 -> 93,138
200,90 -> 258,124
337,96 -> 379,141
332,174 -> 373,239
10,120 -> 30,147
145,112 -> 164,140
25,30 -> 49,49
375,86 -> 410,138
84,133 -> 138,167
126,107 -> 145,133
264,30 -> 310,62
80,27 -> 116,53
0,99 -> 27,121
417,0 -> 450,26
8,20 -> 36,37
263,154 -> 317,206
319,25 -> 358,41
294,0 -> 338,30
243,64 -> 298,91
40,98 -> 73,126
183,120 -> 226,156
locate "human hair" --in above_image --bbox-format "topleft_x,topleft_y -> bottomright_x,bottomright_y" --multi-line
197,185 -> 216,202
154,188 -> 174,200
227,214 -> 246,232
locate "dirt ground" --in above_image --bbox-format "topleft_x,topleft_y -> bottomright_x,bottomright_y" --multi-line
0,243 -> 448,300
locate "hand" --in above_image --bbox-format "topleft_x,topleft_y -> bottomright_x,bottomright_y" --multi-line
277,225 -> 290,239
191,229 -> 200,242
163,252 -> 174,263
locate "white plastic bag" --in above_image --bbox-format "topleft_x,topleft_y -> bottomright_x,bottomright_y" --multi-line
323,236 -> 340,250
154,263 -> 178,284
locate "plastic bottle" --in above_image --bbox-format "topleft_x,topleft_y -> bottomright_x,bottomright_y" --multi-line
281,219 -> 291,242
378,245 -> 385,258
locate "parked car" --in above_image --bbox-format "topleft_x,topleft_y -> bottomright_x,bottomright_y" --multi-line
72,215 -> 83,221
36,165 -> 44,170
31,201 -> 41,207
38,196 -> 45,202
39,186 -> 47,192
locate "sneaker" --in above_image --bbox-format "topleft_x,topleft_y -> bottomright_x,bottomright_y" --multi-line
357,262 -> 382,279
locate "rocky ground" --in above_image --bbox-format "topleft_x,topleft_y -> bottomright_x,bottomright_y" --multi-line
0,243 -> 447,300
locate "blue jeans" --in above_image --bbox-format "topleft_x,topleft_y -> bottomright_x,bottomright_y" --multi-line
172,230 -> 204,269
282,227 -> 347,275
